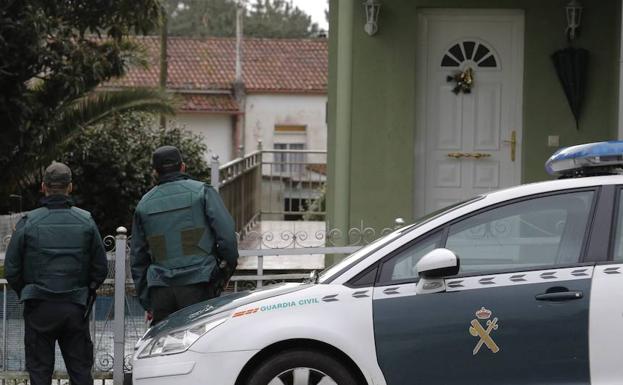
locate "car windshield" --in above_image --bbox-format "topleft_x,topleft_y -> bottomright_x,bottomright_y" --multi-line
318,196 -> 483,283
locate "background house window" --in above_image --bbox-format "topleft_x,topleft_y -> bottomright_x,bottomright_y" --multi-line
274,142 -> 305,173
273,124 -> 307,174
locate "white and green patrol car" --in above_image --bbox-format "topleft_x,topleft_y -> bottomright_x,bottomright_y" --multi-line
133,141 -> 623,385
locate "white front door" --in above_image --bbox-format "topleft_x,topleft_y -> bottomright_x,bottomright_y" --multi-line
415,10 -> 524,216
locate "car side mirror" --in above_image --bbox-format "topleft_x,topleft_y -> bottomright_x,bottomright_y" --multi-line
415,248 -> 460,294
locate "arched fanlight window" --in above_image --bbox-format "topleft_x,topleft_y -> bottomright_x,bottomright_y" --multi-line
441,40 -> 499,68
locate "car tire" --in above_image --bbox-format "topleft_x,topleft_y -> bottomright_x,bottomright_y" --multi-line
245,349 -> 361,385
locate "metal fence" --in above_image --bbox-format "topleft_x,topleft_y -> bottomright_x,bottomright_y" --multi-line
212,149 -> 327,235
0,213 -> 23,260
213,152 -> 262,236
0,223 -> 407,383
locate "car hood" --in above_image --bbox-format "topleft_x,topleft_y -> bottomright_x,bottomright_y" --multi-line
144,283 -> 311,338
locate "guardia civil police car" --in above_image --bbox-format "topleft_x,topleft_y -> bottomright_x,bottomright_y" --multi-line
133,141 -> 623,385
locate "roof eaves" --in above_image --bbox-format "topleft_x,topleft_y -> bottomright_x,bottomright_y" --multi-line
246,89 -> 327,95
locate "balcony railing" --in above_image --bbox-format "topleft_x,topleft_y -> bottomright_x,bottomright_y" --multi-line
211,149 -> 327,235
213,151 -> 262,236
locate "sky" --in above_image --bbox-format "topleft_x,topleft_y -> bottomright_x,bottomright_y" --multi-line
290,0 -> 329,31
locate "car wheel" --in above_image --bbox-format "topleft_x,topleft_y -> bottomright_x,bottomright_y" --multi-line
246,349 -> 361,385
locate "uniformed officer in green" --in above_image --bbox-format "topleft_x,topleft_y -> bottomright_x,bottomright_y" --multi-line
4,162 -> 108,385
131,146 -> 239,325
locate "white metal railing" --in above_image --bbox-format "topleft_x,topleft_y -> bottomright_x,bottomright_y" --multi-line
212,148 -> 327,235
260,149 -> 327,220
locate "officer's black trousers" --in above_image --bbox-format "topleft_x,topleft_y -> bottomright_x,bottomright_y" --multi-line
151,282 -> 218,325
24,300 -> 93,385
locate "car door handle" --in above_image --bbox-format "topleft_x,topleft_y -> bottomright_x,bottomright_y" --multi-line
535,291 -> 583,301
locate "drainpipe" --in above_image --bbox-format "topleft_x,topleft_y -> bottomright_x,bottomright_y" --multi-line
234,1 -> 246,157
618,0 -> 623,138
159,4 -> 168,130
332,0 -> 354,257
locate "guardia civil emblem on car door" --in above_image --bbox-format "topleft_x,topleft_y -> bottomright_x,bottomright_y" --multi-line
469,307 -> 500,355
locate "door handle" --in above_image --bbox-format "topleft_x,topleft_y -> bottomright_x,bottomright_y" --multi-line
535,291 -> 583,301
503,130 -> 516,162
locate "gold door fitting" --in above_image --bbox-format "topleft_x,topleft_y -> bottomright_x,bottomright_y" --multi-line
447,152 -> 464,159
447,152 -> 491,159
503,130 -> 517,162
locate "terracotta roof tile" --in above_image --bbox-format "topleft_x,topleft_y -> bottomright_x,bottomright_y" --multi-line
179,94 -> 239,113
105,36 -> 328,94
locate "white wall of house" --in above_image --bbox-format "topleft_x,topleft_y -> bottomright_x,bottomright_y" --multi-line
244,94 -> 327,153
171,112 -> 235,163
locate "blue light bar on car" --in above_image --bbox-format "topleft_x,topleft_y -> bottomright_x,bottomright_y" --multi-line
545,140 -> 623,177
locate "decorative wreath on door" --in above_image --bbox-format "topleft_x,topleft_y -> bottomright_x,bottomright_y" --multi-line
447,67 -> 474,94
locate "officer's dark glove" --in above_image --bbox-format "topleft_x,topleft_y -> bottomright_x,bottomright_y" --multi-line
83,282 -> 99,321
88,281 -> 98,297
223,260 -> 238,282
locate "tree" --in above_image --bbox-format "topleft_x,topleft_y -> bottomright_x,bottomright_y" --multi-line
0,0 -> 168,211
168,0 -> 237,37
61,112 -> 210,235
245,0 -> 319,38
14,89 -> 177,205
167,0 -> 319,38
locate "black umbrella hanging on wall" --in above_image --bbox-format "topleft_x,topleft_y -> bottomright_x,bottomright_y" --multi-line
551,47 -> 589,129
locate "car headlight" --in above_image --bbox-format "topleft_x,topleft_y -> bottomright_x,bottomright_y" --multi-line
138,312 -> 230,358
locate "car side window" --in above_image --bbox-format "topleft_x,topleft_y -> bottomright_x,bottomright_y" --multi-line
377,232 -> 443,284
445,191 -> 594,275
611,191 -> 623,261
347,264 -> 379,287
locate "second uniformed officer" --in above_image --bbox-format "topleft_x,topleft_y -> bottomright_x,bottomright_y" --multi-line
4,162 -> 108,385
131,145 -> 239,325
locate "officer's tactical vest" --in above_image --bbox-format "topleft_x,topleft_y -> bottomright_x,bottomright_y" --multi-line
23,207 -> 92,295
138,179 -> 216,268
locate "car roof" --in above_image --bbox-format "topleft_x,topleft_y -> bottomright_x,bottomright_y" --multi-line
482,174 -> 623,203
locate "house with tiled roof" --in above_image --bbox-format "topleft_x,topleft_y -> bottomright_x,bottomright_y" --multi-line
103,36 -> 328,163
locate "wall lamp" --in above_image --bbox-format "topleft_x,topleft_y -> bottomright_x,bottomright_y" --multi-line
565,0 -> 583,40
363,0 -> 381,36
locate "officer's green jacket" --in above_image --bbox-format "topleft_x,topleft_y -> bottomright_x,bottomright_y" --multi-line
130,172 -> 238,310
4,195 -> 109,306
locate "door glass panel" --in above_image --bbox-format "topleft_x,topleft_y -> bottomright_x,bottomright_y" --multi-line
446,191 -> 594,274
378,232 -> 443,283
612,192 -> 623,261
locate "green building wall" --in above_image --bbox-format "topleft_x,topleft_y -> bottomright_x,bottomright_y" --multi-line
328,0 -> 620,235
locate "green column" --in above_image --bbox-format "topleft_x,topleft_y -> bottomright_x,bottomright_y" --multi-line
328,0 -> 354,265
